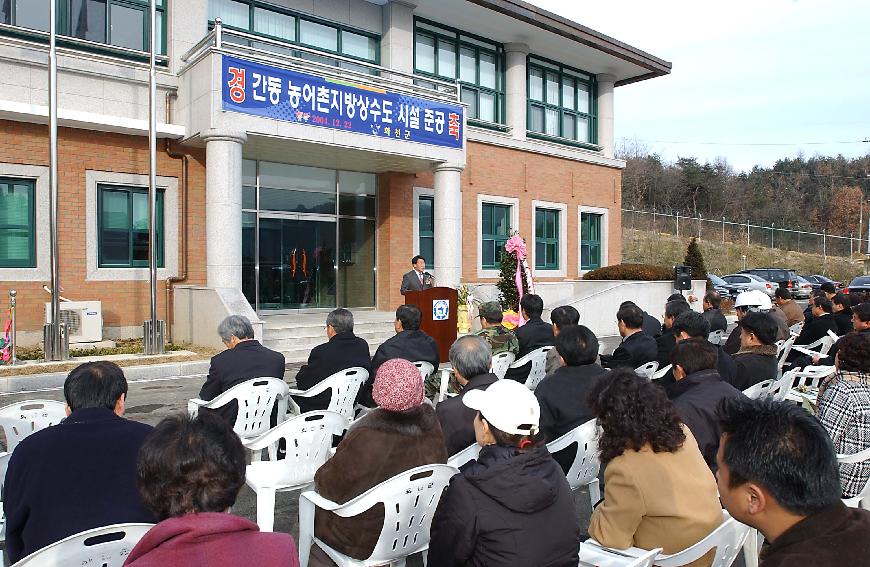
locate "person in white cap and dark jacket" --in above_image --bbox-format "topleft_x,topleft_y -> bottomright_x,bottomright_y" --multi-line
427,380 -> 580,567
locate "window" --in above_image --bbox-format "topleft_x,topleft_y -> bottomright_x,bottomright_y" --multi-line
481,203 -> 510,269
580,212 -> 602,270
0,177 -> 36,268
418,195 -> 434,266
414,19 -> 504,124
98,185 -> 164,268
535,208 -> 559,270
527,56 -> 595,144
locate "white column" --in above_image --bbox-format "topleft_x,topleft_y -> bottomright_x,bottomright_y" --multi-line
202,129 -> 247,289
381,0 -> 417,79
596,73 -> 616,158
433,163 -> 464,289
504,43 -> 529,140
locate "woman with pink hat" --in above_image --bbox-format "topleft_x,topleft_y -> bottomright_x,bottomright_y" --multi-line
309,358 -> 447,566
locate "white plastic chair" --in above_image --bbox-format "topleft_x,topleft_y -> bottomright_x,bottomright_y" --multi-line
491,351 -> 516,379
244,411 -> 349,532
435,368 -> 456,404
579,543 -> 662,567
708,330 -> 724,345
188,377 -> 289,440
508,346 -> 553,390
413,361 -> 435,381
776,336 -> 796,371
793,335 -> 835,358
447,443 -> 481,469
788,322 -> 804,336
742,528 -> 764,567
652,364 -> 672,380
837,446 -> 870,509
10,523 -> 154,567
287,367 -> 368,420
298,463 -> 459,567
742,379 -> 775,399
770,369 -> 795,402
0,400 -> 67,452
0,451 -> 10,542
546,420 -> 600,507
791,365 -> 836,389
634,361 -> 660,380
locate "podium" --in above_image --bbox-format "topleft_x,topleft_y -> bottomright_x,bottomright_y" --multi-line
404,287 -> 458,363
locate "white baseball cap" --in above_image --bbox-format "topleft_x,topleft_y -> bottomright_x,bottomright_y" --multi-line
462,379 -> 540,436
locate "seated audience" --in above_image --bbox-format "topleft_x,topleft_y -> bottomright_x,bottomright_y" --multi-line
673,310 -> 737,383
724,290 -> 785,355
436,335 -> 498,456
292,308 -> 371,413
504,294 -> 554,383
312,359 -> 447,566
535,325 -> 606,472
717,397 -> 870,566
656,299 -> 692,366
833,292 -> 854,336
124,413 -> 299,566
731,311 -> 779,391
702,290 -> 728,334
545,305 -> 580,375
600,303 -> 657,370
199,315 -> 285,424
669,339 -> 745,471
587,369 -> 722,566
817,332 -> 870,498
621,300 -> 663,338
4,362 -> 154,564
475,301 -> 519,357
428,380 -> 579,566
815,302 -> 870,366
367,304 -> 439,406
787,294 -> 839,367
774,288 -> 805,327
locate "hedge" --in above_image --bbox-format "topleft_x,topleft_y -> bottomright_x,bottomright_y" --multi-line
582,263 -> 674,281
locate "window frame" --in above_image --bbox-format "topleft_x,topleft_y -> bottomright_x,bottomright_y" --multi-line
579,206 -> 608,273
481,202 -> 511,270
413,17 -> 505,126
476,194 -> 519,278
531,200 -> 567,277
0,176 -> 36,268
97,183 -> 165,269
526,55 -> 597,147
534,208 -> 559,270
418,194 -> 434,266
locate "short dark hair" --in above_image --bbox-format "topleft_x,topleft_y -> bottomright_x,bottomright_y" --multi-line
814,295 -> 833,314
550,305 -> 580,329
555,325 -> 598,366
665,299 -> 692,319
671,338 -> 718,375
137,412 -> 246,521
718,397 -> 841,515
821,282 -> 836,294
326,308 -> 354,333
837,332 -> 870,372
667,293 -> 686,303
853,302 -> 870,323
774,287 -> 792,301
619,301 -> 637,309
740,311 -> 778,345
671,310 -> 710,339
616,304 -> 644,329
396,304 -> 422,331
520,294 -> 544,318
411,255 -> 425,265
64,361 -> 128,411
704,290 -> 722,309
833,292 -> 851,310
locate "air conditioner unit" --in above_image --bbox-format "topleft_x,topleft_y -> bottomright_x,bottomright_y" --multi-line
45,301 -> 103,343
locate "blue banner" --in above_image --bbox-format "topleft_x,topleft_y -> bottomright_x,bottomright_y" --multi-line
221,55 -> 464,149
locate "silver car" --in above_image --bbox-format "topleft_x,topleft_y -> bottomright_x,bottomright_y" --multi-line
722,273 -> 776,297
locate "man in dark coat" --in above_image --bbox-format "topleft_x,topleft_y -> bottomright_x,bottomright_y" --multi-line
655,299 -> 692,366
669,339 -> 745,472
656,310 -> 737,396
814,302 -> 870,366
717,397 -> 870,567
600,303 -> 657,370
3,362 -> 155,564
399,255 -> 434,295
731,311 -> 779,391
436,335 -> 499,456
535,325 -> 606,472
292,308 -> 371,413
198,315 -> 286,424
786,295 -> 839,368
702,290 -> 729,334
503,294 -> 554,383
832,292 -> 853,336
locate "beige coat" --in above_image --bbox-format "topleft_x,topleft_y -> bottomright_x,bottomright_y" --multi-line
588,427 -> 722,567
779,299 -> 806,328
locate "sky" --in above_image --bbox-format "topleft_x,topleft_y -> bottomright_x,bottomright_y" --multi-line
530,0 -> 870,172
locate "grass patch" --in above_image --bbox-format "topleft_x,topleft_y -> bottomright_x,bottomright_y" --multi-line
13,338 -> 190,362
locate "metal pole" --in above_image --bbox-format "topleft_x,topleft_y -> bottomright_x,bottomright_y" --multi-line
859,201 -> 863,255
722,217 -> 725,244
823,229 -> 827,270
676,213 -> 679,238
746,220 -> 750,246
771,223 -> 774,248
867,199 -> 870,256
851,232 -> 854,257
9,290 -> 16,365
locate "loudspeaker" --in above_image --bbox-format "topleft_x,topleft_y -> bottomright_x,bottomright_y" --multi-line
674,265 -> 692,291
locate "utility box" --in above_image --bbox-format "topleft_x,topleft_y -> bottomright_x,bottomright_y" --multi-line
45,301 -> 103,343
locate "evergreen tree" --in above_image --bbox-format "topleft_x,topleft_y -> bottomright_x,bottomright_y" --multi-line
683,237 -> 709,288
496,249 -> 529,311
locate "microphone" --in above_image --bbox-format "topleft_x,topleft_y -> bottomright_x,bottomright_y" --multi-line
423,272 -> 435,284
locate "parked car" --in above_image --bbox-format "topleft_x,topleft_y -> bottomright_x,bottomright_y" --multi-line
846,276 -> 870,296
811,274 -> 842,289
793,276 -> 813,299
800,274 -> 823,291
709,273 -> 747,299
739,268 -> 800,290
723,273 -> 776,297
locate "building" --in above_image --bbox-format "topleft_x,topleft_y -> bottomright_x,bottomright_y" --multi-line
0,0 -> 670,351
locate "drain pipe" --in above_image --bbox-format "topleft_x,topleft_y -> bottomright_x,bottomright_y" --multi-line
164,91 -> 189,344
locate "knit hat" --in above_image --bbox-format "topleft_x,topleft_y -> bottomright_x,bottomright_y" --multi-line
373,358 -> 424,412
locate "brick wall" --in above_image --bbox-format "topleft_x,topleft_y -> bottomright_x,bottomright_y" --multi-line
0,120 -> 207,339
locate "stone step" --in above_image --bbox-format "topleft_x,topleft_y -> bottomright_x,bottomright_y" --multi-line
264,330 -> 395,353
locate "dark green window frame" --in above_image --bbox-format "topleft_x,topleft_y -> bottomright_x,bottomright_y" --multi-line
527,55 -> 597,147
481,202 -> 510,269
580,211 -> 602,270
418,195 -> 434,266
98,184 -> 165,268
0,177 -> 36,268
535,208 -> 559,270
413,17 -> 505,125
0,0 -> 168,60
208,0 -> 380,69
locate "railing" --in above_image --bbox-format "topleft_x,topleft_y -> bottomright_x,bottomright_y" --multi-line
180,19 -> 461,104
